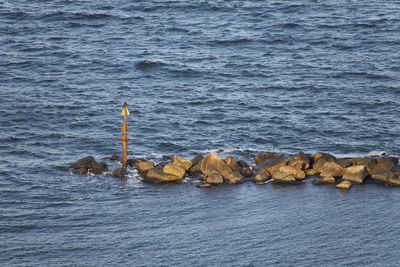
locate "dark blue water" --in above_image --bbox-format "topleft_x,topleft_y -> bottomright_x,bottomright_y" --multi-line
1,1 -> 400,266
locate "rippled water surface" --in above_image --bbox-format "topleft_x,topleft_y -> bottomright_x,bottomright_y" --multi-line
1,1 -> 400,266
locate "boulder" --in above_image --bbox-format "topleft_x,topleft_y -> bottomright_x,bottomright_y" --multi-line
199,153 -> 243,184
349,158 -> 376,175
126,158 -> 148,166
370,158 -> 395,182
70,156 -> 97,169
256,155 -> 289,175
320,161 -> 344,177
386,178 -> 400,187
237,160 -> 254,178
342,165 -> 368,184
305,169 -> 320,177
144,167 -> 183,183
204,171 -> 224,185
337,158 -> 352,168
89,162 -> 108,175
110,154 -> 119,161
336,180 -> 352,190
188,155 -> 204,174
271,166 -> 305,181
312,177 -> 335,185
254,152 -> 279,165
112,167 -> 126,178
224,156 -> 241,172
172,155 -> 192,171
288,152 -> 310,170
312,159 -> 329,172
313,152 -> 337,163
393,164 -> 400,179
162,163 -> 186,179
253,169 -> 271,184
135,161 -> 155,174
79,167 -> 88,175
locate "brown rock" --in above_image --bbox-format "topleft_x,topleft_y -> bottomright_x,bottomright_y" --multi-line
112,167 -> 127,178
343,165 -> 368,184
135,161 -> 155,174
172,155 -> 192,171
240,167 -> 254,178
205,171 -> 224,185
256,155 -> 289,175
313,152 -> 337,163
271,166 -> 305,181
370,158 -> 395,182
312,177 -> 335,185
70,156 -> 97,169
386,178 -> 400,187
337,158 -> 352,168
253,169 -> 271,184
305,169 -> 320,177
144,167 -> 183,183
89,162 -> 108,175
320,161 -> 344,177
79,167 -> 88,175
312,159 -> 329,171
254,152 -> 279,165
288,152 -> 310,170
336,180 -> 352,190
162,163 -> 186,179
110,154 -> 119,161
199,153 -> 243,184
224,156 -> 241,172
188,155 -> 204,174
197,182 -> 211,188
349,158 -> 376,174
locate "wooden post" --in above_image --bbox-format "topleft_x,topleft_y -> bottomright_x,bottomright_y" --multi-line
121,102 -> 130,168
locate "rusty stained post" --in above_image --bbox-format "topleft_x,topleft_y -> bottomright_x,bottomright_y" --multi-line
121,102 -> 130,168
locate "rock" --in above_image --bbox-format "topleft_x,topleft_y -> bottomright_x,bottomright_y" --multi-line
377,157 -> 398,165
224,156 -> 241,172
349,158 -> 376,175
205,171 -> 224,185
313,152 -> 337,163
135,161 -> 155,174
393,164 -> 400,179
70,156 -> 97,169
162,163 -> 186,179
320,161 -> 344,177
370,158 -> 396,182
236,160 -> 254,178
199,153 -> 243,184
254,169 -> 271,184
271,166 -> 305,181
342,165 -> 368,184
336,180 -> 352,190
172,155 -> 192,171
386,178 -> 400,187
312,177 -> 335,185
89,162 -> 108,175
144,167 -> 183,183
112,167 -> 127,178
79,167 -> 88,175
288,152 -> 310,170
305,169 -> 320,177
256,155 -> 289,175
312,152 -> 337,171
188,155 -> 204,174
254,152 -> 279,165
337,158 -> 352,168
197,182 -> 211,188
110,154 -> 119,161
126,158 -> 147,166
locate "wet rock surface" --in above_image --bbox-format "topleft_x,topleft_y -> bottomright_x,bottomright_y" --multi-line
70,152 -> 400,189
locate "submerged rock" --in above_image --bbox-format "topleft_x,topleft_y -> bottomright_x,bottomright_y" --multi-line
70,156 -> 97,170
288,152 -> 310,170
109,154 -> 119,161
343,165 -> 368,184
336,180 -> 352,190
90,162 -> 108,175
312,177 -> 335,185
112,167 -> 127,178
